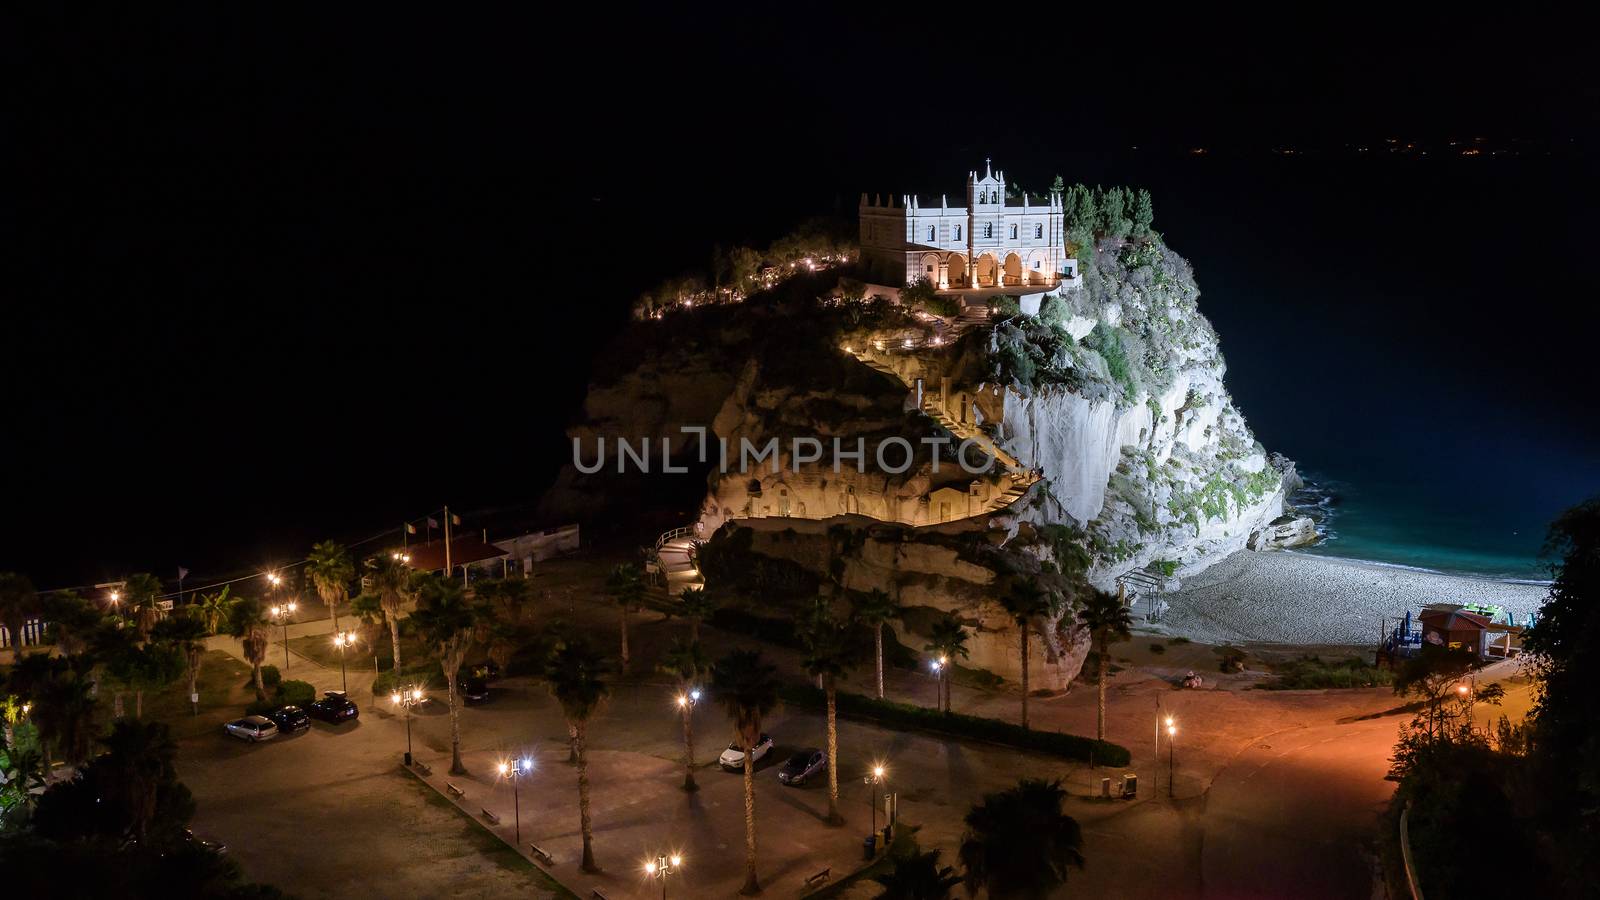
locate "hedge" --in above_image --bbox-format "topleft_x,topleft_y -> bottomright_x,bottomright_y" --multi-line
779,683 -> 1130,766
245,678 -> 318,715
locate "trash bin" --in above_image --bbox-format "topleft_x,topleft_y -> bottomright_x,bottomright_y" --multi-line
863,835 -> 877,861
404,751 -> 413,767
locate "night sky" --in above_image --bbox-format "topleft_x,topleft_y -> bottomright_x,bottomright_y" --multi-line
9,10 -> 1598,588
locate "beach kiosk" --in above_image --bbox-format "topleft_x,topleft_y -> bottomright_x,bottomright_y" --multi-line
1417,606 -> 1493,658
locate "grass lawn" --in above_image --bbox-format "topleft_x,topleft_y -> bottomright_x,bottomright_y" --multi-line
134,650 -> 255,739
288,631 -> 428,672
1262,654 -> 1395,690
402,772 -> 578,898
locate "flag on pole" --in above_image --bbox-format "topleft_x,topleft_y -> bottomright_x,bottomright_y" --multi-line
405,523 -> 417,534
427,517 -> 440,529
178,567 -> 189,581
450,513 -> 461,526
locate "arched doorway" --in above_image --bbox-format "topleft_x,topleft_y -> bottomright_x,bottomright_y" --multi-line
920,253 -> 940,287
1003,253 -> 1022,286
1026,249 -> 1049,285
946,253 -> 967,288
975,254 -> 999,288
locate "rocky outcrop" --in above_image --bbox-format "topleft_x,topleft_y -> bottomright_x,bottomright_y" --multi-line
1248,515 -> 1319,550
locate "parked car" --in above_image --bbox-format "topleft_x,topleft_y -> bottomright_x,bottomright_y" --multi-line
223,715 -> 278,742
307,690 -> 359,724
268,705 -> 310,734
459,676 -> 490,703
777,748 -> 827,786
719,733 -> 774,770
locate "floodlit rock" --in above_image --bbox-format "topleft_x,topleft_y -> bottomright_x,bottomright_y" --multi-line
1248,515 -> 1319,550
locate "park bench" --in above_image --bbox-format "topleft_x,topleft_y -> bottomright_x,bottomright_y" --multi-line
591,890 -> 610,900
445,782 -> 465,799
804,867 -> 831,888
529,844 -> 555,866
480,808 -> 501,825
413,761 -> 432,776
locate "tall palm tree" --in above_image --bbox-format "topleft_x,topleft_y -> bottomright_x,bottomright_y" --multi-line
97,718 -> 179,844
349,592 -> 388,683
851,588 -> 900,700
958,778 -> 1084,899
872,846 -> 962,900
306,540 -> 355,634
121,573 -> 166,640
365,554 -> 412,672
191,586 -> 234,635
545,638 -> 610,873
678,586 -> 719,642
658,638 -> 709,791
799,607 -> 853,825
924,613 -> 970,714
605,563 -> 646,674
40,591 -> 102,656
409,574 -> 482,776
1076,588 -> 1132,742
225,596 -> 272,701
712,649 -> 782,895
29,656 -> 98,767
152,614 -> 210,713
0,572 -> 39,653
999,580 -> 1059,730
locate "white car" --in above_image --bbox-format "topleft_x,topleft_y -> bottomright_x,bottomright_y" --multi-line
719,733 -> 774,770
224,715 -> 279,742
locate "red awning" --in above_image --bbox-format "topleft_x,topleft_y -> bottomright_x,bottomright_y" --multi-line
402,537 -> 507,571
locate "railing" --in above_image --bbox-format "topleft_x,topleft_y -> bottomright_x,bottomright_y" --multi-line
654,525 -> 700,550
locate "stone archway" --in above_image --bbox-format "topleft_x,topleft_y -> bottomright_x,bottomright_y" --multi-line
975,253 -> 999,288
1026,249 -> 1050,285
919,253 -> 940,287
1003,252 -> 1023,286
947,252 -> 967,288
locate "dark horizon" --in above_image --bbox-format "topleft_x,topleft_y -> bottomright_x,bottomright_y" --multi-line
9,11 -> 1599,589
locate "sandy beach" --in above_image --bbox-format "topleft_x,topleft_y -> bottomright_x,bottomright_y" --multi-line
1157,549 -> 1550,646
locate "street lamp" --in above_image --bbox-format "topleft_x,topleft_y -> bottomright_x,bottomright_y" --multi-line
675,688 -> 702,791
392,685 -> 425,765
1166,720 -> 1177,798
864,763 -> 888,844
929,656 -> 948,711
269,601 -> 297,672
644,853 -> 682,900
496,756 -> 534,845
332,631 -> 354,694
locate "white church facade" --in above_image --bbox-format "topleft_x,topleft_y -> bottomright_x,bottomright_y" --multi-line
858,160 -> 1075,290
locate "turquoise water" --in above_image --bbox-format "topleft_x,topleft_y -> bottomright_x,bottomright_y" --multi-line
1291,473 -> 1555,584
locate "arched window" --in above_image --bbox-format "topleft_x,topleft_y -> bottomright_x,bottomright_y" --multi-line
1035,224 -> 1043,239
928,226 -> 936,241
983,223 -> 993,238
989,191 -> 998,203
954,225 -> 962,240
1010,224 -> 1018,240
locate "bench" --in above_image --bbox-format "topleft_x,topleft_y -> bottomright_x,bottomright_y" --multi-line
445,782 -> 465,799
804,867 -> 831,888
413,761 -> 432,776
480,808 -> 501,825
529,843 -> 555,866
591,891 -> 609,900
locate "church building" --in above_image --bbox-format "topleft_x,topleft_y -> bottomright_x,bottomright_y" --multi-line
858,160 -> 1073,289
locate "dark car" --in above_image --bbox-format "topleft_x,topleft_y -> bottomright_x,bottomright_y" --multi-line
777,748 -> 827,786
307,690 -> 359,724
459,676 -> 490,703
268,705 -> 310,734
468,661 -> 500,681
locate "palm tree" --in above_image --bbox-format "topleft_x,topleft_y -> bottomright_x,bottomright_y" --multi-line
872,847 -> 962,900
678,586 -> 719,642
121,573 -> 166,640
545,638 -> 610,873
28,656 -> 98,767
152,614 -> 210,713
712,649 -> 782,895
0,572 -> 39,654
658,638 -> 709,791
365,554 -> 412,671
799,607 -> 853,825
105,639 -> 182,719
924,613 -> 970,714
191,586 -> 234,635
225,596 -> 272,701
97,718 -> 179,844
958,778 -> 1084,899
306,540 -> 355,634
40,591 -> 102,656
409,574 -> 482,776
349,592 -> 388,683
605,563 -> 646,674
1076,588 -> 1132,742
998,580 -> 1059,730
0,719 -> 48,827
851,589 -> 900,700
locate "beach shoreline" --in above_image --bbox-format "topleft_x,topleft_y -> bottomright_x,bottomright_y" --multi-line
1157,549 -> 1550,646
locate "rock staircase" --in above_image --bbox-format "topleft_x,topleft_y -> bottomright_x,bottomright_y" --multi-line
650,525 -> 705,603
1115,568 -> 1168,623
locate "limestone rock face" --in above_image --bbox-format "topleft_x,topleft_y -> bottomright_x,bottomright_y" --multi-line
1248,515 -> 1319,550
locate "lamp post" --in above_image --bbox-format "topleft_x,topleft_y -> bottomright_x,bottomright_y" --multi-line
644,853 -> 681,900
1166,720 -> 1177,799
391,685 -> 424,765
929,657 -> 945,712
496,756 -> 533,845
864,763 -> 887,845
269,600 -> 297,672
675,687 -> 701,791
332,632 -> 354,694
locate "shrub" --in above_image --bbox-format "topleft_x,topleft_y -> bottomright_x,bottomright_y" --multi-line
1264,656 -> 1394,690
1148,643 -> 1166,654
780,684 -> 1130,766
1217,646 -> 1247,673
278,679 -> 316,707
987,295 -> 1021,318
